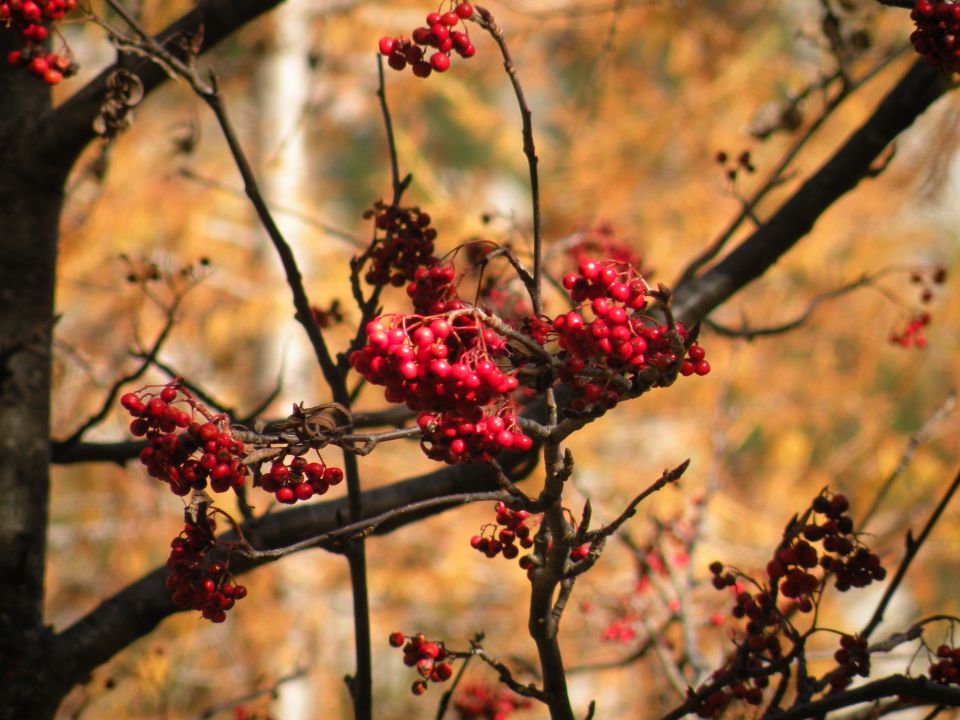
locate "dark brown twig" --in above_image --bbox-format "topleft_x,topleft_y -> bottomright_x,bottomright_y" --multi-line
471,6 -> 543,316
861,467 -> 960,640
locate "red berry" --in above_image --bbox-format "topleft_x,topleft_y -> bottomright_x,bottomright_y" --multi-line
412,61 -> 432,78
389,631 -> 405,647
456,3 -> 474,18
430,52 -> 451,72
379,36 -> 396,55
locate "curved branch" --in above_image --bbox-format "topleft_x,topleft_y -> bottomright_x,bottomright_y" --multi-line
672,60 -> 952,327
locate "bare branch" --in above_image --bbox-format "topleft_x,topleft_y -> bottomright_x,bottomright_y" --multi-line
471,6 -> 543,316
672,60 -> 951,327
861,467 -> 960,640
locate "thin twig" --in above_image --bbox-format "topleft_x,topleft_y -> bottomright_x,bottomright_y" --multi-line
861,467 -> 960,640
376,55 -> 409,206
435,652 -> 474,720
176,167 -> 363,248
238,491 -> 504,559
193,666 -> 308,719
584,461 -> 689,542
470,642 -> 549,703
471,6 -> 543,316
859,391 -> 957,530
61,296 -> 180,445
675,45 -> 907,286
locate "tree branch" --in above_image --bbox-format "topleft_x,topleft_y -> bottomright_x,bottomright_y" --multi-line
50,445 -> 540,696
671,60 -> 952,327
44,0 -> 291,167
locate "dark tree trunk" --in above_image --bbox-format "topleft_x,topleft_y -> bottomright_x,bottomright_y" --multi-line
0,34 -> 69,720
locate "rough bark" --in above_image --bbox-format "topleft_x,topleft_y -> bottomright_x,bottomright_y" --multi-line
0,31 -> 66,720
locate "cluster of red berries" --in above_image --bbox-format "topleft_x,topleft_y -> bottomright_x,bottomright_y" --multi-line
453,682 -> 532,719
379,3 -> 475,79
825,634 -> 871,691
711,494 -> 884,615
359,202 -> 438,287
351,315 -> 513,413
3,0 -> 77,84
807,493 -> 886,591
121,385 -> 248,496
388,632 -> 454,695
470,500 -> 535,560
258,456 -> 343,505
910,0 -> 960,74
419,406 -> 531,464
890,312 -> 931,349
601,614 -> 641,643
408,262 -> 462,315
351,313 -> 531,463
699,493 -> 884,716
930,644 -> 960,684
166,512 -> 247,623
556,259 -> 709,411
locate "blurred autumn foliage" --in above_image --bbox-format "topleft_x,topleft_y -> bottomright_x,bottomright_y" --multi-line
33,0 -> 960,718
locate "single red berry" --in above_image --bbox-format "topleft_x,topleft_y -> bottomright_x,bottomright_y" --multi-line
379,36 -> 397,56
430,52 -> 451,72
389,631 -> 405,647
456,2 -> 474,18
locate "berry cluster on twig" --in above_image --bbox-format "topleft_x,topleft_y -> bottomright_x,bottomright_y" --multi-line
121,383 -> 249,496
695,491 -> 886,716
166,508 -> 247,623
258,456 -> 343,505
379,3 -> 475,79
357,202 -> 438,287
2,0 -> 77,84
350,313 -> 531,464
388,632 -> 455,695
825,634 -> 871,691
556,258 -> 710,411
930,644 -> 960,684
470,500 -> 535,560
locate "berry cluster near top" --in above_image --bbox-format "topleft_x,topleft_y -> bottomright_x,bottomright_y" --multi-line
3,0 -> 77,84
379,3 -> 475,78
